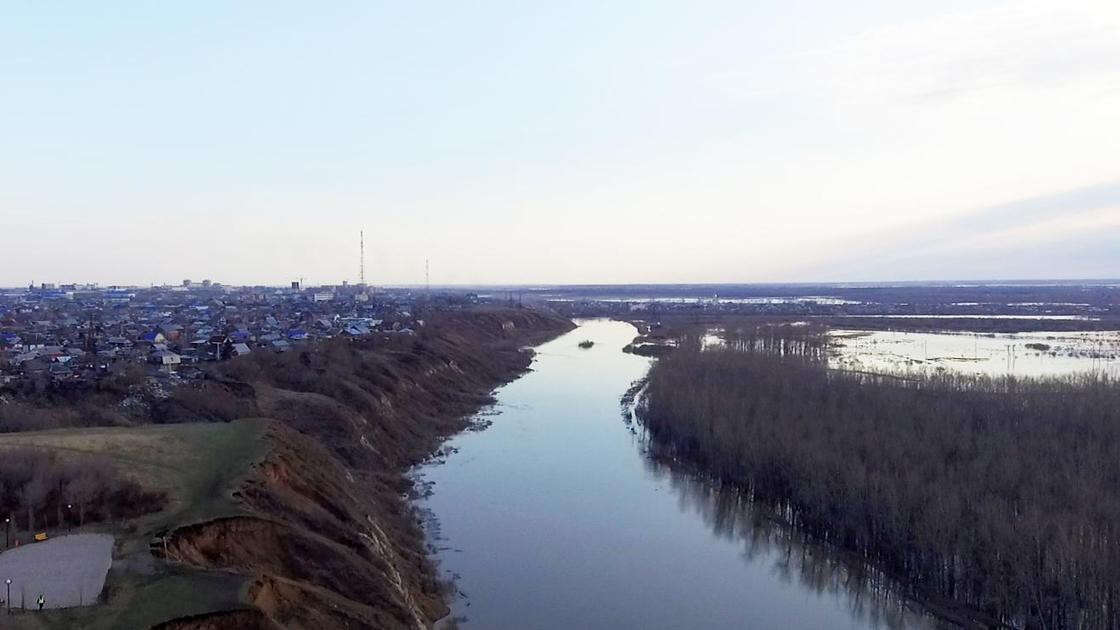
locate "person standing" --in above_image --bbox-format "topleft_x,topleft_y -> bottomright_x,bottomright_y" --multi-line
36,593 -> 44,611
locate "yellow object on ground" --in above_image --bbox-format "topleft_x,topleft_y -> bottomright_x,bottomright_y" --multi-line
34,532 -> 48,542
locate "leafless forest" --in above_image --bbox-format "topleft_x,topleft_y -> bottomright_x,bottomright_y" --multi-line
639,326 -> 1120,628
0,449 -> 165,537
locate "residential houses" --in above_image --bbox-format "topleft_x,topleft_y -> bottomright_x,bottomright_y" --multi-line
0,283 -> 474,391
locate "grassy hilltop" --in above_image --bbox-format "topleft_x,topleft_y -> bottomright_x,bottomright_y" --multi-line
0,308 -> 573,629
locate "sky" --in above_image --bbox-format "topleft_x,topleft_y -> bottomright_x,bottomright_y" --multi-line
2,1 -> 1119,286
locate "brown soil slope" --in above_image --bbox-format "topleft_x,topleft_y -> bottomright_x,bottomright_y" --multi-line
159,308 -> 573,629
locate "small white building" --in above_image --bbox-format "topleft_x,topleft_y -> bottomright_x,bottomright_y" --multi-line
151,350 -> 181,366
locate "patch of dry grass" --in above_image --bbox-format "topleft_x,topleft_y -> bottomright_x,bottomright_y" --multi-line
0,420 -> 268,630
0,421 -> 266,525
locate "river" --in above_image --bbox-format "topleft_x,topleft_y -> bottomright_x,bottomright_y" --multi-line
414,319 -> 938,629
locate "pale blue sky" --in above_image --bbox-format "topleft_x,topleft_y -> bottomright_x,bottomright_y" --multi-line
3,1 -> 1118,286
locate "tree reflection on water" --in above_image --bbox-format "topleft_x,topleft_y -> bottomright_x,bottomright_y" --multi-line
640,442 -> 948,630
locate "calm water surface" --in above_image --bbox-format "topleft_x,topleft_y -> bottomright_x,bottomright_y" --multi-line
415,319 -> 935,629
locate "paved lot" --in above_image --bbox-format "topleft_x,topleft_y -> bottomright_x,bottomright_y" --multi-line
0,534 -> 114,609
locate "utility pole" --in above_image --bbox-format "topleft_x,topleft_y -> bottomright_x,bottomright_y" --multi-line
89,310 -> 98,354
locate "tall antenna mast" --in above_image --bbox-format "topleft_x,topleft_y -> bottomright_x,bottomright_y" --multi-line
360,230 -> 365,286
425,258 -> 430,296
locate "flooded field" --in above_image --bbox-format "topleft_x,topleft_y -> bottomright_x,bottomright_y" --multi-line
551,296 -> 861,305
830,330 -> 1120,377
837,314 -> 1098,321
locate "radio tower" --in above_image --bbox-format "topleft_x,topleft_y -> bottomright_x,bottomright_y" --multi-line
359,230 -> 365,286
425,258 -> 430,296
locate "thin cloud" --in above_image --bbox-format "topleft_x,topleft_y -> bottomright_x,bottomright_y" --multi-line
805,181 -> 1120,280
710,0 -> 1120,107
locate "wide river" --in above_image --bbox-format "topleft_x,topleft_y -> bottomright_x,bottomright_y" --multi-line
415,319 -> 936,629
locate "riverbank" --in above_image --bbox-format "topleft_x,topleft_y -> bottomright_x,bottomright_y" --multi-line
638,331 -> 1120,628
160,308 -> 575,628
0,307 -> 574,628
412,319 -> 924,629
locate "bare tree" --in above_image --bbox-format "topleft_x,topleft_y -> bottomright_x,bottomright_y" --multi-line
52,473 -> 66,529
65,470 -> 102,528
641,327 -> 1120,628
19,475 -> 49,534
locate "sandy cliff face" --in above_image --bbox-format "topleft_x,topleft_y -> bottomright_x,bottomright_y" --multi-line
159,309 -> 574,629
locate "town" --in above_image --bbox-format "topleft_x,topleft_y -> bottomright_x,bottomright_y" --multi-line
6,280 -> 1117,394
0,281 -> 483,392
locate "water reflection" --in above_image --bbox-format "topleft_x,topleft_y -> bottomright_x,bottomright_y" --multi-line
639,443 -> 945,630
417,319 -> 945,629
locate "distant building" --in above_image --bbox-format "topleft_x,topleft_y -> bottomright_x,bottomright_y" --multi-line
160,324 -> 183,340
343,324 -> 371,336
150,350 -> 181,366
139,331 -> 166,344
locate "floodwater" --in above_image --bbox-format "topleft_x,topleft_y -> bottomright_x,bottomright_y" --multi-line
414,319 -> 936,629
550,296 -> 860,305
831,329 -> 1120,377
836,314 -> 1096,320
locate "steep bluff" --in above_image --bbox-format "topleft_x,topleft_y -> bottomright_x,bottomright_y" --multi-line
159,308 -> 574,628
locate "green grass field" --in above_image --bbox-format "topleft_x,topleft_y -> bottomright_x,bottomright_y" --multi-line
0,419 -> 268,629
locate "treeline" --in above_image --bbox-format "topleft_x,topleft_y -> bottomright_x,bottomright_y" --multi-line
639,334 -> 1120,628
0,449 -> 165,538
0,364 -> 153,432
643,452 -> 933,629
